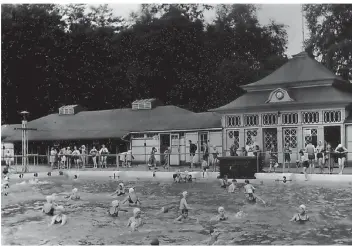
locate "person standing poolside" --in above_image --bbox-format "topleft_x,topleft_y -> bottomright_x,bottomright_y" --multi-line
80,145 -> 87,168
127,208 -> 143,231
210,145 -> 219,171
230,141 -> 238,157
305,141 -> 315,174
126,150 -> 134,168
59,148 -> 67,169
202,141 -> 209,163
202,159 -> 209,178
189,140 -> 197,169
148,147 -> 157,169
316,141 -> 325,174
335,144 -> 348,175
290,204 -> 309,223
299,150 -> 309,181
66,147 -> 72,169
284,143 -> 292,172
49,147 -> 57,169
72,146 -> 81,169
49,205 -> 67,226
90,146 -> 98,168
99,145 -> 109,168
163,147 -> 170,169
325,143 -> 333,174
268,144 -> 278,173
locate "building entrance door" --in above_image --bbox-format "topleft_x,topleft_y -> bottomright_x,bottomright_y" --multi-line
170,134 -> 180,166
263,128 -> 277,152
324,126 -> 341,149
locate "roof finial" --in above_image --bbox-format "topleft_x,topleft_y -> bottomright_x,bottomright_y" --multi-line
301,4 -> 305,52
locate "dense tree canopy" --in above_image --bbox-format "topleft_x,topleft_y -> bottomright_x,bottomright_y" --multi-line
2,4 -> 289,124
304,4 -> 352,80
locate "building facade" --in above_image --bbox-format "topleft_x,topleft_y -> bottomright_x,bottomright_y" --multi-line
211,52 -> 352,163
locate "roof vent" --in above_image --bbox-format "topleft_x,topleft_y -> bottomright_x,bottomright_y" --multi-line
132,99 -> 163,110
59,105 -> 85,115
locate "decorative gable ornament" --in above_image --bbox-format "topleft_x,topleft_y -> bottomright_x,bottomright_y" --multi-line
266,88 -> 295,103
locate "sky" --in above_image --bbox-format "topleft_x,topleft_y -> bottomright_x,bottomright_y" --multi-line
107,4 -> 308,57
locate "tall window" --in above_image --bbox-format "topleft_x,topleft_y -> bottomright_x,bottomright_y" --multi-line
227,130 -> 239,150
283,128 -> 297,148
244,114 -> 259,126
282,113 -> 299,125
199,132 -> 208,147
323,110 -> 341,123
245,129 -> 257,145
227,115 -> 241,127
302,111 -> 319,124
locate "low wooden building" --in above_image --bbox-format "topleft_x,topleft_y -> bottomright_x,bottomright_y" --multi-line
210,52 -> 352,164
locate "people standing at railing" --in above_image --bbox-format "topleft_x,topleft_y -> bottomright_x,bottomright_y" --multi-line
335,144 -> 348,175
268,144 -> 278,173
148,147 -> 157,169
316,141 -> 325,174
72,146 -> 80,169
4,150 -> 11,166
66,147 -> 72,169
163,147 -> 170,169
189,140 -> 197,169
305,141 -> 315,174
80,145 -> 87,168
59,148 -> 66,169
210,145 -> 219,171
325,143 -> 333,174
283,143 -> 292,172
99,145 -> 109,168
229,141 -> 238,156
50,147 -> 57,169
90,146 -> 98,168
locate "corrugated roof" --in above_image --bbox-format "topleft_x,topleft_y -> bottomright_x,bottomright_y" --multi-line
211,85 -> 352,112
2,106 -> 222,142
243,52 -> 343,88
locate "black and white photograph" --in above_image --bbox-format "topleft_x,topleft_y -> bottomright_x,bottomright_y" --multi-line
1,2 -> 352,245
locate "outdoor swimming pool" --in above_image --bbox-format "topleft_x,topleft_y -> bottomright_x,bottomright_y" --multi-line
2,176 -> 352,245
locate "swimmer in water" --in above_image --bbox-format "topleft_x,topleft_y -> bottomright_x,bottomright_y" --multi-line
228,179 -> 237,193
108,200 -> 128,217
42,195 -> 58,216
290,204 -> 309,223
243,180 -> 265,204
49,206 -> 67,226
65,188 -> 80,200
206,228 -> 221,245
175,191 -> 198,222
211,207 -> 228,221
111,183 -> 125,196
122,188 -> 141,206
156,204 -> 177,215
220,175 -> 230,188
127,208 -> 143,231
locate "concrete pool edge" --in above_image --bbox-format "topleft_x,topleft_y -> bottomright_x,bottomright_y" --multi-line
255,173 -> 352,182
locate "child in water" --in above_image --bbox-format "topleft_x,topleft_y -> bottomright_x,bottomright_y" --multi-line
49,206 -> 67,226
221,175 -> 230,188
228,179 -> 237,193
122,188 -> 141,206
111,183 -> 125,196
175,191 -> 198,222
43,194 -> 58,216
65,188 -> 80,200
109,200 -> 128,217
290,204 -> 309,223
127,208 -> 143,231
211,207 -> 228,221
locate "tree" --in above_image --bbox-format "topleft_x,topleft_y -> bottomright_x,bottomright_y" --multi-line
304,4 -> 352,80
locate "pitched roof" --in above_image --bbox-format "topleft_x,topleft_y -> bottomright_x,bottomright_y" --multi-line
210,85 -> 352,112
2,106 -> 222,142
242,52 -> 343,88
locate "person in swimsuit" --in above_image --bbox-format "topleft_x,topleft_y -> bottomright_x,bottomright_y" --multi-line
228,179 -> 237,193
299,150 -> 309,181
175,191 -> 198,222
335,144 -> 348,175
72,146 -> 81,168
202,159 -> 209,178
127,208 -> 143,231
156,204 -> 177,215
111,183 -> 126,196
283,143 -> 292,172
316,141 -> 325,174
220,175 -> 230,188
49,206 -> 67,226
305,141 -> 316,174
122,188 -> 141,206
173,170 -> 181,183
244,180 -> 257,202
65,188 -> 80,200
90,146 -> 98,168
109,200 -> 128,217
2,164 -> 9,177
42,195 -> 58,216
211,207 -> 228,221
290,204 -> 309,223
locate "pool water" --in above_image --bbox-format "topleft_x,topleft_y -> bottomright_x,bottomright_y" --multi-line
2,176 -> 352,245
